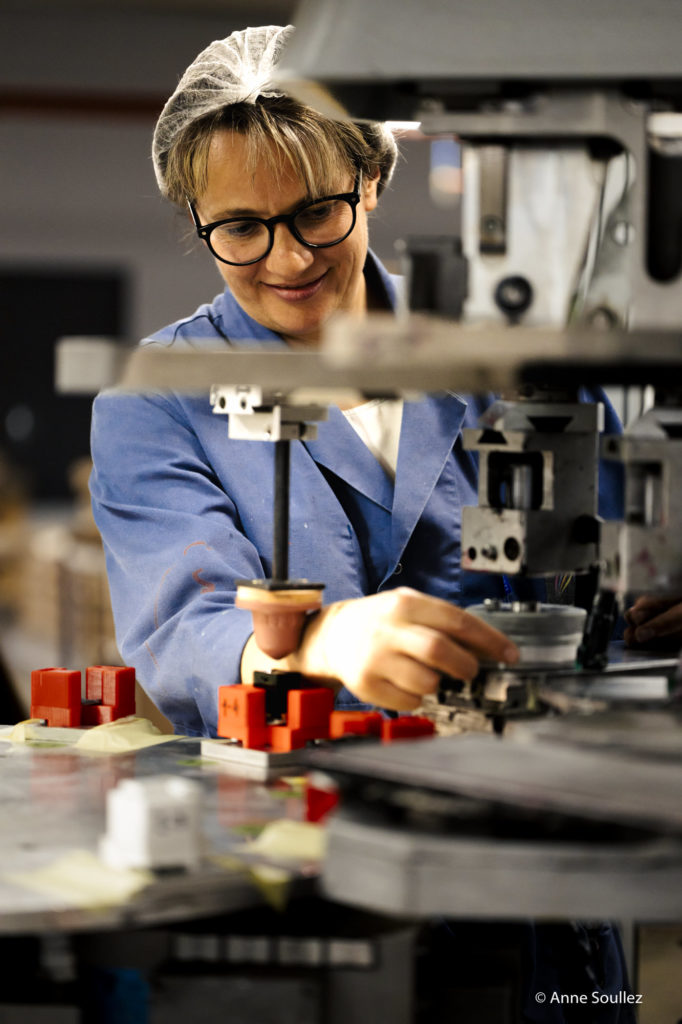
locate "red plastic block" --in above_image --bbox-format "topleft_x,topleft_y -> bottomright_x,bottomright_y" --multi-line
305,775 -> 340,823
30,668 -> 82,727
381,716 -> 435,743
266,725 -> 298,753
287,688 -> 334,733
84,667 -> 103,703
217,685 -> 268,749
216,684 -> 335,753
86,666 -> 136,718
268,687 -> 335,752
329,710 -> 383,740
81,704 -> 117,726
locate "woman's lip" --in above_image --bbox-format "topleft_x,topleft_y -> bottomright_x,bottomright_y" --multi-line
264,272 -> 327,301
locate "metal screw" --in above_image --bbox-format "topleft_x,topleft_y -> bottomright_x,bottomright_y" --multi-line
482,215 -> 503,235
587,306 -> 618,329
611,220 -> 634,246
494,276 -> 534,319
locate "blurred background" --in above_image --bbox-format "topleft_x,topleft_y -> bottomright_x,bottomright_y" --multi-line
0,0 -> 460,719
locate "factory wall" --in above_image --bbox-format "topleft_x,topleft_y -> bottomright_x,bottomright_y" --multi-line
0,6 -> 454,343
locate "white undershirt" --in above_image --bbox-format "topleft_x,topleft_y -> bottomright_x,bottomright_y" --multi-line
342,399 -> 404,480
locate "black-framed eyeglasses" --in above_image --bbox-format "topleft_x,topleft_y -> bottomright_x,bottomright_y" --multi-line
188,174 -> 361,267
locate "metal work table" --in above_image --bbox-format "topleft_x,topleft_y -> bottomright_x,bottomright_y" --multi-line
2,645 -> 680,931
0,728 -> 421,1024
0,730 -> 316,935
2,700 -> 681,1020
3,650 -> 682,928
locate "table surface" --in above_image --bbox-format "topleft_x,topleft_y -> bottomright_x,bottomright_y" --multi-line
0,730 -> 316,934
2,645 -> 680,933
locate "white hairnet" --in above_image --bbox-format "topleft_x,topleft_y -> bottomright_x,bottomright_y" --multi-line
152,25 -> 293,195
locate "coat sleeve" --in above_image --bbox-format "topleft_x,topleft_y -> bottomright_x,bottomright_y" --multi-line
90,389 -> 265,737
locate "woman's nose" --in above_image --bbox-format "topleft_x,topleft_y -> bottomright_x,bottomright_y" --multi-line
263,223 -> 315,274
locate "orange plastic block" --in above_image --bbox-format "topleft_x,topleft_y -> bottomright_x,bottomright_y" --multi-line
381,716 -> 435,743
84,665 -> 136,720
267,687 -> 335,752
329,710 -> 383,740
217,685 -> 268,748
30,668 -> 82,728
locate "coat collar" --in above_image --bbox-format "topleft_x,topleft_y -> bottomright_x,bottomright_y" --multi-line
304,390 -> 468,539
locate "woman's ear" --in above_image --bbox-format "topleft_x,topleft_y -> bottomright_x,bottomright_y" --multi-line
362,171 -> 380,212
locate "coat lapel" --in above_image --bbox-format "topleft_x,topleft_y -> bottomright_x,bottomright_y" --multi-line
304,393 -> 469,587
389,392 -> 468,575
303,405 -> 394,511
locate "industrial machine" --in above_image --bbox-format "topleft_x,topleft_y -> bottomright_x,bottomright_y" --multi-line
273,0 -> 682,924
273,0 -> 682,711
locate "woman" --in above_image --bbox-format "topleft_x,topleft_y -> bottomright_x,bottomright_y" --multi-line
90,25 -> 626,737
90,25 -> 633,1019
90,24 -> 538,736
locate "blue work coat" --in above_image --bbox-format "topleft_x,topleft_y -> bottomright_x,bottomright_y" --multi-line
90,252 -> 622,737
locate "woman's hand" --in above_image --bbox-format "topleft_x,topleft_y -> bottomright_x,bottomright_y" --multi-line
243,587 -> 520,711
624,595 -> 682,650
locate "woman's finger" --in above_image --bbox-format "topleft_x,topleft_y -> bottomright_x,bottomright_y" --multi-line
390,623 -> 480,682
386,588 -> 519,664
370,649 -> 442,699
351,663 -> 429,712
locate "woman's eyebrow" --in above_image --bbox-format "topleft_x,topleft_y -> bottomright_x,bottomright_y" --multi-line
206,192 -> 315,222
206,205 -> 260,220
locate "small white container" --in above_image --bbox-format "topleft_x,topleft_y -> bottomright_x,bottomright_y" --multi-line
99,775 -> 203,871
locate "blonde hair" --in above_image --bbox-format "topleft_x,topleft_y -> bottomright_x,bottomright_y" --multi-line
161,95 -> 398,207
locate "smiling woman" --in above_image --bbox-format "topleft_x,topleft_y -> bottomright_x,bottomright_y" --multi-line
89,23 -> 532,737
152,27 -> 395,344
188,133 -> 377,343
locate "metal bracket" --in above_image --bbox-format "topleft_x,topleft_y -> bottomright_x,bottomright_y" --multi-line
209,385 -> 328,442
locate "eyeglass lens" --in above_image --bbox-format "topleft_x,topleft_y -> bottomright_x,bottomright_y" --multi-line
208,197 -> 355,265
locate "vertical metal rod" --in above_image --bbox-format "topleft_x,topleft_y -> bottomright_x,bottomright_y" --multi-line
273,439 -> 290,582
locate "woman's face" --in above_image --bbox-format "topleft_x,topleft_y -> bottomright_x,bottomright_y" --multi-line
194,130 -> 379,346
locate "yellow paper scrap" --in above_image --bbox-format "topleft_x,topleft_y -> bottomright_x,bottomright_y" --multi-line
208,853 -> 251,875
207,853 -> 293,911
6,849 -> 152,909
280,776 -> 307,786
249,864 -> 293,912
8,719 -> 53,743
245,820 -> 327,862
75,717 -> 179,753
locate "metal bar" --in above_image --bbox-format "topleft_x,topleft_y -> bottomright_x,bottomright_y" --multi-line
273,439 -> 291,582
